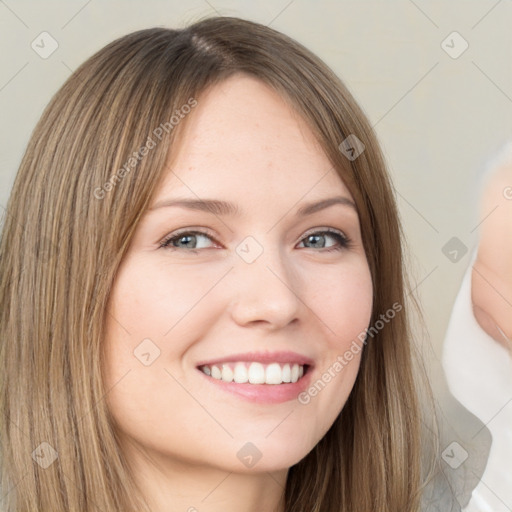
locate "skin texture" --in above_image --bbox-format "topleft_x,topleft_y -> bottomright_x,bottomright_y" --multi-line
472,162 -> 512,351
102,74 -> 373,512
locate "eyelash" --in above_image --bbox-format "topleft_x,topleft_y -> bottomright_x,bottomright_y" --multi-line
158,228 -> 353,253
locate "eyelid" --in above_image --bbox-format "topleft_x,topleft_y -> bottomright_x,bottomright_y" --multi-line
301,226 -> 347,239
159,227 -> 220,248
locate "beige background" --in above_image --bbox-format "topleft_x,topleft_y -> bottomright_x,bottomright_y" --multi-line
1,0 -> 511,452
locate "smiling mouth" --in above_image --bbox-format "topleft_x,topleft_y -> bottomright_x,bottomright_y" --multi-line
197,361 -> 310,385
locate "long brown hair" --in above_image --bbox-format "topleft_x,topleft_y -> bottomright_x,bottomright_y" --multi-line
0,16 -> 436,511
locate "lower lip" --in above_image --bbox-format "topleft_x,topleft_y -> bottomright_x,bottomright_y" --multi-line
196,366 -> 314,404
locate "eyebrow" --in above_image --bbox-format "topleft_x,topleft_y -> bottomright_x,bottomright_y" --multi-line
148,196 -> 357,217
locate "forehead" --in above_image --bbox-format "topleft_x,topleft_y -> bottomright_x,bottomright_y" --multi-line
155,74 -> 353,206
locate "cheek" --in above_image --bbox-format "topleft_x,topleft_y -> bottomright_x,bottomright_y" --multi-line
107,256 -> 219,341
101,255 -> 226,400
297,261 -> 372,423
312,261 -> 373,344
101,258 -> 200,447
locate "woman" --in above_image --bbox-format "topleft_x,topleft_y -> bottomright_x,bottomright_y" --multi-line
0,16 -> 436,511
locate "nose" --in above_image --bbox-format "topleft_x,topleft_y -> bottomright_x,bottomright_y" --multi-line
227,241 -> 302,329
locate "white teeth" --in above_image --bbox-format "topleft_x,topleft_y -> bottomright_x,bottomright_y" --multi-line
282,363 -> 291,383
221,364 -> 234,382
290,364 -> 299,383
233,362 -> 249,383
248,362 -> 265,384
211,365 -> 222,379
265,363 -> 282,385
200,361 -> 306,385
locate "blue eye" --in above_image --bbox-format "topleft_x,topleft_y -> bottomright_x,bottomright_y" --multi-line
298,229 -> 352,252
159,228 -> 352,252
160,230 -> 217,251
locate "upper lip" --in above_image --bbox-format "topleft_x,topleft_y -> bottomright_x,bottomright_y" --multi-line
195,351 -> 315,368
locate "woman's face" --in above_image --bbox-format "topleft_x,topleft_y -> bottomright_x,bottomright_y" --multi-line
103,74 -> 373,475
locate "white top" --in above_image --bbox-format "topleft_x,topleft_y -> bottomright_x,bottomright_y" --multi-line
442,248 -> 512,512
